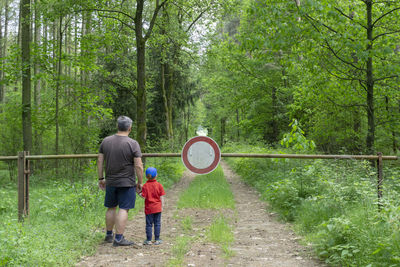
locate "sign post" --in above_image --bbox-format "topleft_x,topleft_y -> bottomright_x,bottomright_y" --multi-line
181,136 -> 221,174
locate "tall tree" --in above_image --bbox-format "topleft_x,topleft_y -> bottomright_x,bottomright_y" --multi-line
0,0 -> 9,104
33,0 -> 42,154
134,0 -> 166,152
21,0 -> 32,152
297,0 -> 400,154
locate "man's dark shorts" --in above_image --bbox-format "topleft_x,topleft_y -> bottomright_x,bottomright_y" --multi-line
104,186 -> 136,210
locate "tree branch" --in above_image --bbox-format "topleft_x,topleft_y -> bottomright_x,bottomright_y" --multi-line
144,0 -> 168,41
327,96 -> 367,109
87,8 -> 136,22
334,7 -> 367,30
374,75 -> 399,82
323,40 -> 365,71
372,6 -> 400,27
97,13 -> 135,31
185,6 -> 210,32
373,29 -> 400,41
234,56 -> 264,81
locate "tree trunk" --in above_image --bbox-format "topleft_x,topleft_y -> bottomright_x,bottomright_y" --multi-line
271,86 -> 279,143
185,104 -> 190,143
385,96 -> 397,154
220,117 -> 226,147
167,62 -> 176,139
1,0 -> 9,103
55,16 -> 63,157
135,0 -> 147,152
236,109 -> 240,141
21,0 -> 33,152
0,5 -> 3,104
132,0 -> 165,153
352,109 -> 361,153
161,63 -> 171,139
80,11 -> 91,160
365,0 -> 374,155
33,0 -> 41,154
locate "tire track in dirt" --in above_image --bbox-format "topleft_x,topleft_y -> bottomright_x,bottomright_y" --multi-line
76,170 -> 196,267
221,161 -> 325,267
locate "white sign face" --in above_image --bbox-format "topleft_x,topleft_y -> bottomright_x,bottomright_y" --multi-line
181,136 -> 221,174
187,141 -> 215,169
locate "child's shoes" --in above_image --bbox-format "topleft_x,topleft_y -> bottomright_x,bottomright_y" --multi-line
143,240 -> 152,245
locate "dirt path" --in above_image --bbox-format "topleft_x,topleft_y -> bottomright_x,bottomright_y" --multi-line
221,161 -> 324,267
77,163 -> 325,267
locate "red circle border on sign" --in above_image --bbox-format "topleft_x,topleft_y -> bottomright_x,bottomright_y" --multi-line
181,136 -> 221,174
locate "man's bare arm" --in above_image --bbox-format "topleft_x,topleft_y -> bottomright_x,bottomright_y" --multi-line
97,153 -> 106,190
134,157 -> 144,190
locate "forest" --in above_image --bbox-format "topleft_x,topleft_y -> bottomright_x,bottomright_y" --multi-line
0,0 -> 399,157
1,0 -> 400,266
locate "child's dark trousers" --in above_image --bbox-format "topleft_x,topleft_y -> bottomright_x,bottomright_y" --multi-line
146,212 -> 161,241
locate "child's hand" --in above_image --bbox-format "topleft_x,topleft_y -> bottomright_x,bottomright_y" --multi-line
136,186 -> 142,194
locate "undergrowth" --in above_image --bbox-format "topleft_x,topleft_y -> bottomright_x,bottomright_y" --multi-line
0,157 -> 184,266
223,143 -> 400,266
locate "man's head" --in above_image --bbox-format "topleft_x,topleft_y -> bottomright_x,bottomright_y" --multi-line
117,116 -> 132,132
145,167 -> 157,179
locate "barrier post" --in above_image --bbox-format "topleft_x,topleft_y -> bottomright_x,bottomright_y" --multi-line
377,152 -> 383,211
18,151 -> 29,221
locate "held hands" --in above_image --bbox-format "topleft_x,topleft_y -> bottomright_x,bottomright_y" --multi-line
136,183 -> 143,193
98,179 -> 106,190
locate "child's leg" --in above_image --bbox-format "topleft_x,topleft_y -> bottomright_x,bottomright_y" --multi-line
153,212 -> 162,240
145,214 -> 154,241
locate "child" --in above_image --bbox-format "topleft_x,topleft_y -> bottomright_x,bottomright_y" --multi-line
141,167 -> 165,245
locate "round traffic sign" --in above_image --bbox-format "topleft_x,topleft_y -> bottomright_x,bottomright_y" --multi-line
181,136 -> 221,174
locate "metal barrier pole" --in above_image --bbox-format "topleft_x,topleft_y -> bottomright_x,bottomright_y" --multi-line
17,151 -> 30,221
25,151 -> 30,218
377,152 -> 383,211
18,152 -> 28,221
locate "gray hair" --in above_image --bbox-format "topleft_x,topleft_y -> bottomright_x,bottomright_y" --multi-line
117,116 -> 133,131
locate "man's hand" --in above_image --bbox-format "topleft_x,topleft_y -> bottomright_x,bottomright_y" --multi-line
136,183 -> 142,193
98,179 -> 106,190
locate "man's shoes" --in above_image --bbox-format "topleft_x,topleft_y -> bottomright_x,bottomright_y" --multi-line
113,236 -> 134,247
104,234 -> 114,243
154,239 -> 162,245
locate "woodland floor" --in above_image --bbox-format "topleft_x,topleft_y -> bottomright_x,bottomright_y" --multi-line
76,162 -> 326,267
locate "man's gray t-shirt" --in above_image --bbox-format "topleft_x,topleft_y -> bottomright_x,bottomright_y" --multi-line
99,135 -> 142,187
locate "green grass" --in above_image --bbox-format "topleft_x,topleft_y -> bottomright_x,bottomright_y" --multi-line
167,216 -> 195,267
206,215 -> 235,258
167,235 -> 193,267
181,216 -> 193,233
0,157 -> 184,266
0,180 -> 105,266
177,166 -> 235,209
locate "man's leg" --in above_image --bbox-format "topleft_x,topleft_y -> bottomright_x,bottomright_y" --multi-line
106,207 -> 117,232
115,208 -> 129,235
113,187 -> 136,246
104,186 -> 118,243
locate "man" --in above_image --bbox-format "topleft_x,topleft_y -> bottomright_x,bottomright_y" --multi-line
97,116 -> 143,247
